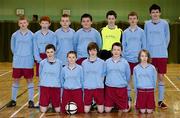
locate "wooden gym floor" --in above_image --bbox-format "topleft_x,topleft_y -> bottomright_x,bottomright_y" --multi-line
0,62 -> 179,118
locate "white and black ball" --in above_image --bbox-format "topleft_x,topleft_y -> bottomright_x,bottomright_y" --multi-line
65,102 -> 78,115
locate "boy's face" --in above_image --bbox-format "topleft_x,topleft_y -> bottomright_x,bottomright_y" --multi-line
40,21 -> 51,30
18,20 -> 29,30
81,17 -> 92,29
46,48 -> 55,60
67,54 -> 77,64
140,52 -> 148,63
107,15 -> 116,26
89,49 -> 97,58
150,9 -> 161,21
128,15 -> 138,26
111,46 -> 121,58
60,17 -> 70,29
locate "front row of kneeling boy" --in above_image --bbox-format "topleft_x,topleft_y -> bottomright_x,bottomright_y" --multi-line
39,42 -> 157,114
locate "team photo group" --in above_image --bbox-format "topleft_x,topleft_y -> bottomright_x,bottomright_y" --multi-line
8,3 -> 170,115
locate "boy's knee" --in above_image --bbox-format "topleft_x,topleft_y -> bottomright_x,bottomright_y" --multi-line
55,107 -> 61,113
97,105 -> 104,113
140,109 -> 146,114
147,109 -> 153,114
84,105 -> 91,113
40,106 -> 47,113
105,107 -> 112,113
122,109 -> 129,113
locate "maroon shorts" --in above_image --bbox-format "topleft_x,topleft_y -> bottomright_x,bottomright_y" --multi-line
76,58 -> 87,65
152,58 -> 167,74
35,53 -> 47,77
39,86 -> 61,108
105,86 -> 129,110
62,89 -> 84,113
12,68 -> 34,79
136,88 -> 155,109
128,62 -> 138,75
84,89 -> 104,106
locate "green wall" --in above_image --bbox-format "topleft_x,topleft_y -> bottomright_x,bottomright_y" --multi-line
0,0 -> 179,22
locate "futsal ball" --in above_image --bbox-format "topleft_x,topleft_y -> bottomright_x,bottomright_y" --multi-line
65,102 -> 77,115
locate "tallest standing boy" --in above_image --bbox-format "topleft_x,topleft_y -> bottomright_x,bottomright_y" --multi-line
145,4 -> 170,109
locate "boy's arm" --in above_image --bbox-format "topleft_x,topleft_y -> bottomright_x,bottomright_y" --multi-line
126,62 -> 131,83
39,61 -> 43,80
103,62 -> 106,78
133,69 -> 137,93
53,34 -> 58,58
55,33 -> 60,56
73,32 -> 78,52
122,33 -> 126,57
165,23 -> 170,47
60,68 -> 65,88
120,30 -> 123,43
33,36 -> 42,63
104,61 -> 107,77
80,67 -> 84,89
100,61 -> 106,82
100,28 -> 103,50
96,31 -> 102,49
153,66 -> 158,89
10,34 -> 15,54
53,33 -> 58,48
72,31 -> 75,51
144,22 -> 147,37
141,31 -> 147,49
144,22 -> 148,49
31,33 -> 34,55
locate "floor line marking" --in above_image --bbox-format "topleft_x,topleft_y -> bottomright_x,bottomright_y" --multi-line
165,74 -> 180,91
0,70 -> 11,77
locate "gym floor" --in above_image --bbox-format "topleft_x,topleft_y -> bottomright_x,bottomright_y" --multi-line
0,63 -> 180,118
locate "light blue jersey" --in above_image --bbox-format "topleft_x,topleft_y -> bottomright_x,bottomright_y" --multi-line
74,28 -> 102,59
105,57 -> 131,88
39,58 -> 62,87
61,64 -> 83,89
144,19 -> 170,58
133,64 -> 157,92
55,28 -> 75,65
11,30 -> 34,68
82,58 -> 105,89
122,26 -> 146,63
33,30 -> 57,63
